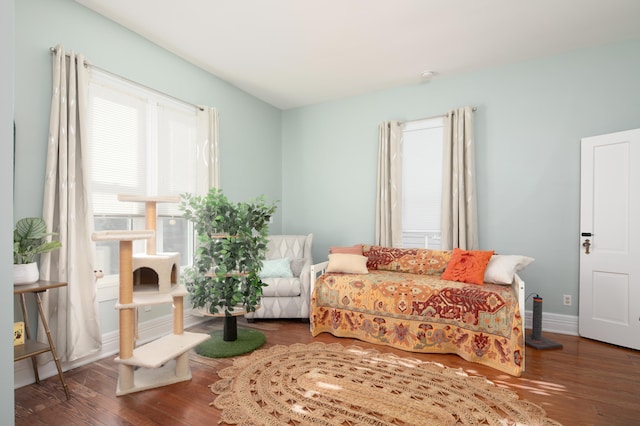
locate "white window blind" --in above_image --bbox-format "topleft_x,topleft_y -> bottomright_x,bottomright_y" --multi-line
88,84 -> 147,216
87,70 -> 198,217
157,104 -> 198,203
87,69 -> 199,282
401,117 -> 444,249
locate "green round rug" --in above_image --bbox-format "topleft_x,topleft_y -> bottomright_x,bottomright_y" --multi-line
195,328 -> 266,358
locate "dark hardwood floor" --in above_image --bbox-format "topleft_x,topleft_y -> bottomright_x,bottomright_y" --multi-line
14,318 -> 640,426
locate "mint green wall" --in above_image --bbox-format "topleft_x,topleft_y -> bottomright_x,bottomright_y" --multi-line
1,0 -> 15,422
15,0 -> 283,221
14,0 -> 283,333
11,1 -> 640,351
282,39 -> 640,316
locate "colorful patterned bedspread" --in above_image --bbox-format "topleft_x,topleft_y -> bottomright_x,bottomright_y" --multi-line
311,270 -> 524,376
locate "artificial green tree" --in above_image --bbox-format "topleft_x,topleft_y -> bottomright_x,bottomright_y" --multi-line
180,188 -> 276,341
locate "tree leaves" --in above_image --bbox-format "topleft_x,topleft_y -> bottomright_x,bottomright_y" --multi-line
179,189 -> 277,315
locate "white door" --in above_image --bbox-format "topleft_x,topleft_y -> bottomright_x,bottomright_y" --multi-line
579,128 -> 640,349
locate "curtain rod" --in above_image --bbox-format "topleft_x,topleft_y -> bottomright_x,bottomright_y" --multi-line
49,46 -> 204,111
403,107 -> 477,125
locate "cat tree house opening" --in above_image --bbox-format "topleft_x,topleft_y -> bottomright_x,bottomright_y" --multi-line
132,253 -> 180,293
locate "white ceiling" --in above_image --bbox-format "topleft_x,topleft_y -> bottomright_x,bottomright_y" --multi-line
75,0 -> 640,110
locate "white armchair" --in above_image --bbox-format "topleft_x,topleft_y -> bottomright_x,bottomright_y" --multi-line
245,234 -> 313,320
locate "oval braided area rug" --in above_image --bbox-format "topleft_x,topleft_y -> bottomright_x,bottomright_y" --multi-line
210,342 -> 561,426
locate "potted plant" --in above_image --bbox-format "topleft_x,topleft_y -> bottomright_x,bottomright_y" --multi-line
180,188 -> 276,341
13,217 -> 62,285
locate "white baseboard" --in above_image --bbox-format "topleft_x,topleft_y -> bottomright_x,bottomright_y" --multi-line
524,310 -> 579,336
14,309 -> 210,389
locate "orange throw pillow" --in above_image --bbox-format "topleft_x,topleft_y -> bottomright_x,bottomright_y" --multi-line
441,248 -> 494,285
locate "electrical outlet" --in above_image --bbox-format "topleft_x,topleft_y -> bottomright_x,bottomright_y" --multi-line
563,294 -> 572,306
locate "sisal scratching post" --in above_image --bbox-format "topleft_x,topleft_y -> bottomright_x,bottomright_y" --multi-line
118,239 -> 135,393
119,239 -> 134,359
525,295 -> 562,350
145,200 -> 157,255
173,295 -> 184,335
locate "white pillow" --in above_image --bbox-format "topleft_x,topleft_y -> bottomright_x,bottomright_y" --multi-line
326,253 -> 369,274
483,255 -> 534,285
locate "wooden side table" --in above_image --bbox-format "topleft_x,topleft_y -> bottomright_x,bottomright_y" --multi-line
14,280 -> 70,400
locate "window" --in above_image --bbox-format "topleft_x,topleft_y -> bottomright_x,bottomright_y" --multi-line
401,117 -> 444,249
87,70 -> 199,294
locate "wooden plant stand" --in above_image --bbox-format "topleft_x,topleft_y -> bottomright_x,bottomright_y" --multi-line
14,280 -> 71,400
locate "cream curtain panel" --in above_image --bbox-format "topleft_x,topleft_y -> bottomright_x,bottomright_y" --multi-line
196,106 -> 220,193
375,121 -> 403,247
441,106 -> 478,250
39,45 -> 102,362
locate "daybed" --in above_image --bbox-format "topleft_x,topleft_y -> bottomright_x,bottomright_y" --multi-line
310,245 -> 529,376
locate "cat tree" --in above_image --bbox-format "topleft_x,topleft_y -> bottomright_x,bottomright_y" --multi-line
92,195 -> 209,396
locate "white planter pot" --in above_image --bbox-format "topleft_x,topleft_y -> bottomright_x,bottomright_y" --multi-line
14,262 -> 40,285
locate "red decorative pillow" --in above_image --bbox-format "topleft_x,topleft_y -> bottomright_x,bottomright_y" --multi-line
441,248 -> 494,285
362,245 -> 414,270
